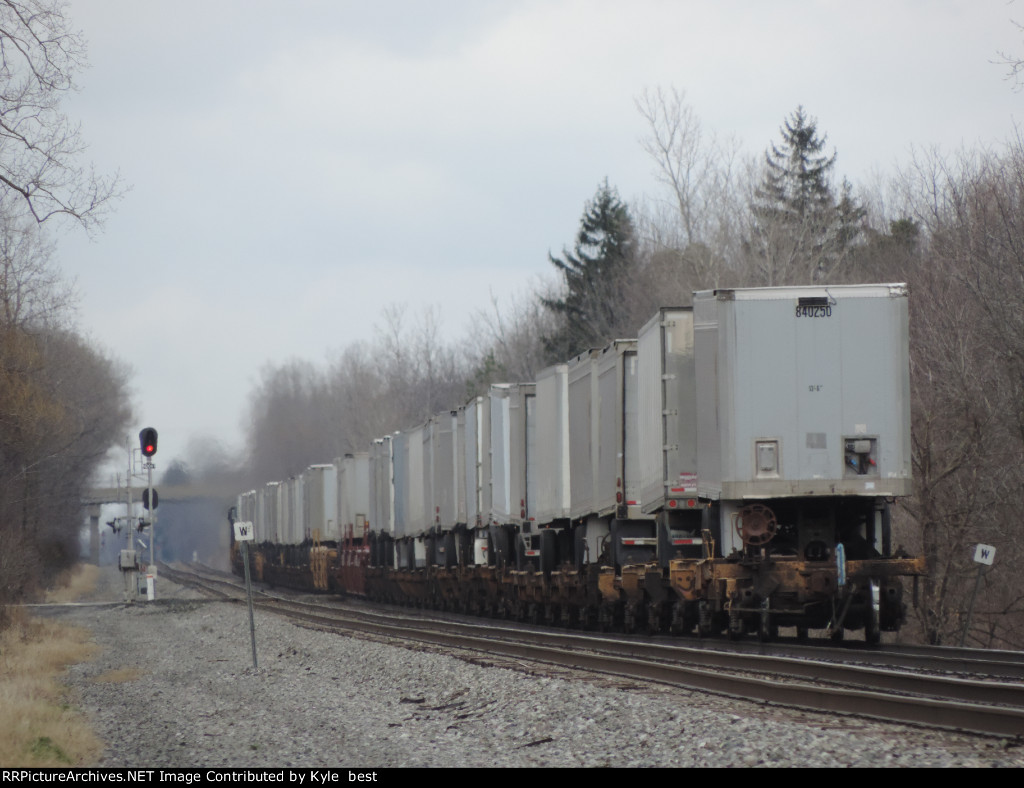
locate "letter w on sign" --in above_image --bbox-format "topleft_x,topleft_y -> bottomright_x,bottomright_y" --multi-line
234,521 -> 255,542
973,543 -> 996,566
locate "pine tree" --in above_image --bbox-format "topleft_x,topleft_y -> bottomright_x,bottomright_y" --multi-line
757,106 -> 836,223
541,180 -> 637,361
748,107 -> 863,283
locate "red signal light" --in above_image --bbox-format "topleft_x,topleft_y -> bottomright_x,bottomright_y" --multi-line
139,427 -> 158,457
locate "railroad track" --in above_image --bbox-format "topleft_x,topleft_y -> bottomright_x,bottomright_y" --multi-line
159,562 -> 1024,739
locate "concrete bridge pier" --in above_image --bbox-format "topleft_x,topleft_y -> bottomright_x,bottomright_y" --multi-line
86,504 -> 102,564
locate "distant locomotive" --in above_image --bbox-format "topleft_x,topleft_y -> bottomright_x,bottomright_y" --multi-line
231,283 -> 925,642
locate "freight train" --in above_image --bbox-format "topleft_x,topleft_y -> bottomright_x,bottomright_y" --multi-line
230,284 -> 926,642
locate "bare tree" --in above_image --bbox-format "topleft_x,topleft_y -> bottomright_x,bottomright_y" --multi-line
0,215 -> 73,328
244,359 -> 328,484
0,1 -> 120,229
995,9 -> 1024,92
374,304 -> 467,423
0,324 -> 131,612
635,86 -> 744,287
465,285 -> 559,394
242,305 -> 472,487
887,140 -> 1024,646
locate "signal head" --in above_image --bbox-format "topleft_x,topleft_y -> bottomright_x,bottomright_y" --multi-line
139,427 -> 158,457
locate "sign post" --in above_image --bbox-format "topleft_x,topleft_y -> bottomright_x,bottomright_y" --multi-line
234,520 -> 258,669
961,543 -> 996,647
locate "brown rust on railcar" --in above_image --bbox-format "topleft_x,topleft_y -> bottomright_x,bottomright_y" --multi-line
393,569 -> 425,603
847,556 -> 926,579
620,565 -> 644,603
597,566 -> 619,603
310,534 -> 330,591
669,558 -> 714,602
433,566 -> 460,602
549,568 -> 586,609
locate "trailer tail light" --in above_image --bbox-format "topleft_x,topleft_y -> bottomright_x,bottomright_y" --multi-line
844,437 -> 879,477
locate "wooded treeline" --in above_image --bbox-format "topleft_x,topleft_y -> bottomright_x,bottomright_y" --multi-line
0,219 -> 132,620
0,2 -> 130,623
243,89 -> 1024,648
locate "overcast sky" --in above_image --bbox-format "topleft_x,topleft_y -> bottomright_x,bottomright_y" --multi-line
55,0 -> 1023,483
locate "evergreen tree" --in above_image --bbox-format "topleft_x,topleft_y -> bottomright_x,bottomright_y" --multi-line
757,106 -> 836,223
748,107 -> 863,283
541,180 -> 637,361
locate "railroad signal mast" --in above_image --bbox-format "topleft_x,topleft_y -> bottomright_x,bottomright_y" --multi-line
117,427 -> 160,602
138,427 -> 159,578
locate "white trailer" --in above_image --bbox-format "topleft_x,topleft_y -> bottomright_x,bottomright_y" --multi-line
336,453 -> 369,541
304,464 -> 338,542
532,363 -> 570,524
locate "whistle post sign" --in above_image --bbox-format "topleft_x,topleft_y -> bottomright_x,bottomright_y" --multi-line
973,544 -> 996,566
232,518 -> 258,668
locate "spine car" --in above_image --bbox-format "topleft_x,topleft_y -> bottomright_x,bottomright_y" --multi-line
230,283 -> 925,642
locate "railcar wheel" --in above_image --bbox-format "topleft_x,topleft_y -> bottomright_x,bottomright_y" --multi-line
624,602 -> 644,634
757,619 -> 778,642
697,601 -> 714,638
865,581 -> 882,645
540,529 -> 556,575
757,600 -> 778,642
647,602 -> 665,635
669,600 -> 687,635
727,606 -> 744,640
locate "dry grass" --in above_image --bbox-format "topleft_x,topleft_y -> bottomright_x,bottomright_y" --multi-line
0,564 -> 106,767
44,564 -> 101,603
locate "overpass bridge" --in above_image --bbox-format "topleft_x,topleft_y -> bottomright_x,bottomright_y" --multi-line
83,482 -> 238,566
83,482 -> 239,506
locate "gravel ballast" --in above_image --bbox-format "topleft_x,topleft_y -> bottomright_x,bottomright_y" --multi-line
35,565 -> 1024,768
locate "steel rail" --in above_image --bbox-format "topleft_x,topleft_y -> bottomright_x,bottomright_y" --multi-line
263,602 -> 1024,739
160,563 -> 1024,737
163,563 -> 1024,674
